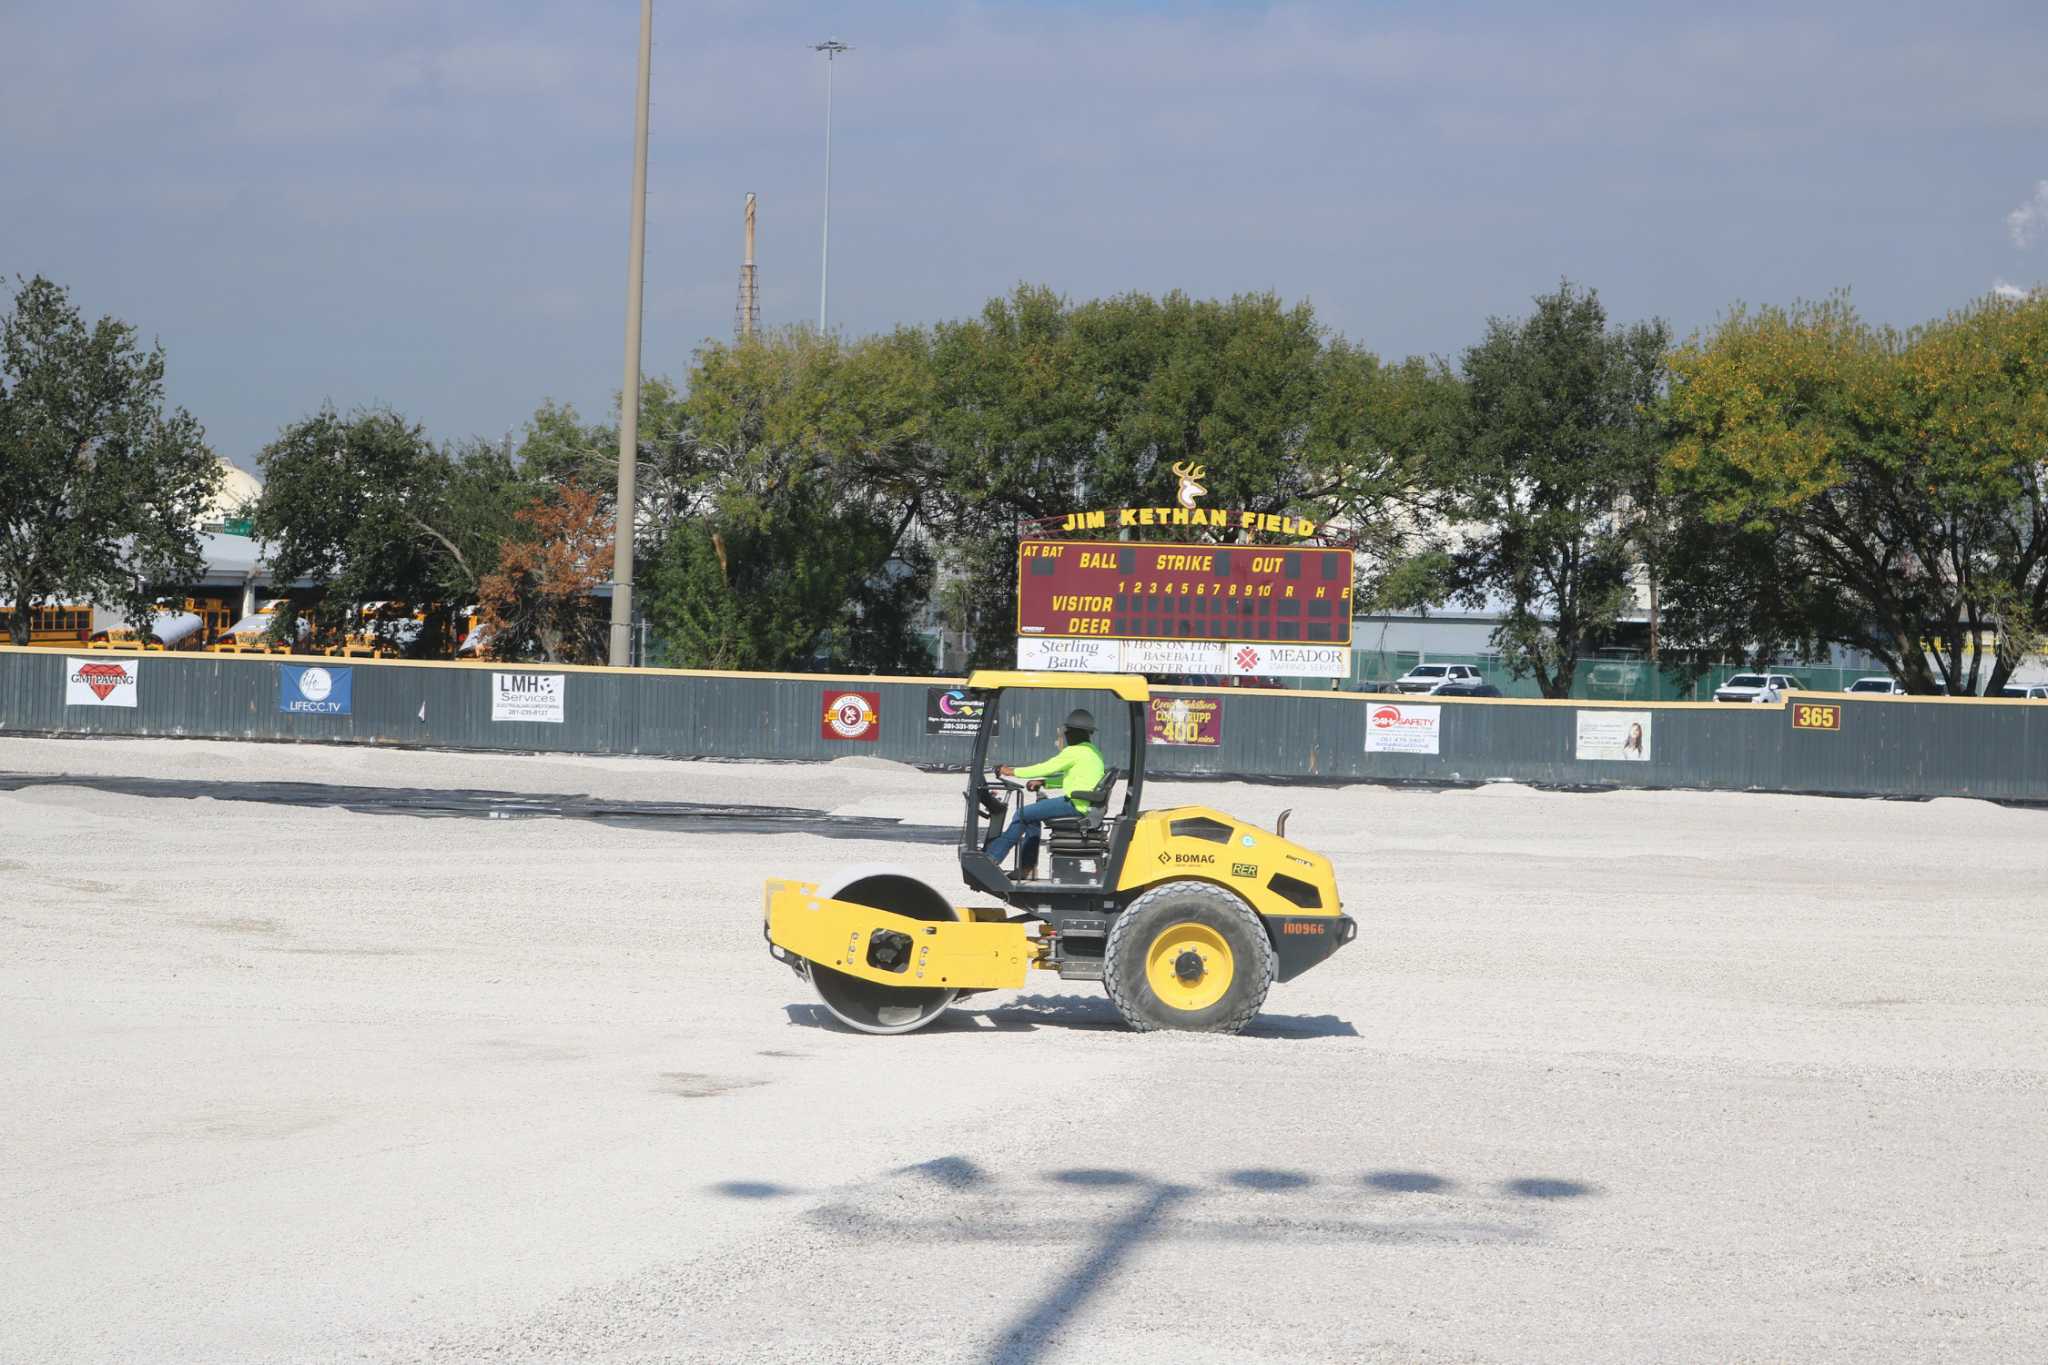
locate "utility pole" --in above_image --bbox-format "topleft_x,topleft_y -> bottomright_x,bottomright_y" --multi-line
814,38 -> 849,331
609,0 -> 653,668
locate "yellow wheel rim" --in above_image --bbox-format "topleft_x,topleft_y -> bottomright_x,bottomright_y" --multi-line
1144,923 -> 1235,1012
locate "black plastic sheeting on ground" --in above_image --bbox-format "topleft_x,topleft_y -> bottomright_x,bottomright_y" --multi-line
0,771 -> 961,843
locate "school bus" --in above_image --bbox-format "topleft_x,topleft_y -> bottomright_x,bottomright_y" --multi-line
0,602 -> 93,646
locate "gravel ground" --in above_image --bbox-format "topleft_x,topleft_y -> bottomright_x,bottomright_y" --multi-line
2,736 -> 2045,1363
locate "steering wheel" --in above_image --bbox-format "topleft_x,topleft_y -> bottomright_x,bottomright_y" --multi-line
976,765 -> 1017,817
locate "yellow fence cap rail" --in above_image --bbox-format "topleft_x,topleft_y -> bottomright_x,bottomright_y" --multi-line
966,670 -> 1151,702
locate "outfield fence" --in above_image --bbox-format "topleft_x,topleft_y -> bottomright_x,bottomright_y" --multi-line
4,646 -> 2046,803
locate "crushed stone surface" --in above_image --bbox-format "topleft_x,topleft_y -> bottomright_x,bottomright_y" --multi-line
1,735 -> 2044,1363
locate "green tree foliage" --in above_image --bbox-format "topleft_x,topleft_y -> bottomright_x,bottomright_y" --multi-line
1664,291 -> 2048,693
642,328 -> 937,673
0,275 -> 220,644
1410,282 -> 1669,697
925,286 -> 1415,666
516,378 -> 715,549
251,407 -> 531,650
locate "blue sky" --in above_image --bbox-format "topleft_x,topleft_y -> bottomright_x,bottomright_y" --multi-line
2,0 -> 2043,467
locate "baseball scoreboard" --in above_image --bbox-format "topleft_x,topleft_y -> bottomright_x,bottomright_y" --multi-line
1016,539 -> 1353,645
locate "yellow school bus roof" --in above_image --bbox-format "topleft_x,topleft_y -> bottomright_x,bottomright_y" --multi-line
967,670 -> 1150,702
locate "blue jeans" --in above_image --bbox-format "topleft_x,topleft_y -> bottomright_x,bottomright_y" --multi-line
984,796 -> 1080,870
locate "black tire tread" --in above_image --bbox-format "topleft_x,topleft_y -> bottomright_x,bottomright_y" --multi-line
1103,879 -> 1275,1034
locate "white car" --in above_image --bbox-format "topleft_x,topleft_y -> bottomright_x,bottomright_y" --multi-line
1847,676 -> 1949,696
1988,683 -> 2048,700
1713,672 -> 1804,703
1395,663 -> 1480,694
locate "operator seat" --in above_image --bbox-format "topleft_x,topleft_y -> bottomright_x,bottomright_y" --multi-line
1043,768 -> 1122,859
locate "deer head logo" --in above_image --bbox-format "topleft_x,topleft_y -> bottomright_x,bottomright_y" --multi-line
1171,461 -> 1208,510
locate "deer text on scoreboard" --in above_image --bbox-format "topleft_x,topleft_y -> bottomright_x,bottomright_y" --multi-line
1016,539 -> 1354,645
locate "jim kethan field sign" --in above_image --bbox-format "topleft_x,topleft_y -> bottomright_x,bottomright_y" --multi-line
1017,540 -> 1354,646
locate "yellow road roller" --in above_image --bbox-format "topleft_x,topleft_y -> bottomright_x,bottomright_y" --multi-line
765,671 -> 1356,1034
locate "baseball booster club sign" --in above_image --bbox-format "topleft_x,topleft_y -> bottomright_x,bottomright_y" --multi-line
1149,696 -> 1223,746
278,664 -> 352,716
65,657 -> 139,708
822,690 -> 881,741
925,686 -> 986,737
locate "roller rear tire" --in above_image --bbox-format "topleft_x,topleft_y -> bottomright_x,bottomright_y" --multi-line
1103,880 -> 1274,1034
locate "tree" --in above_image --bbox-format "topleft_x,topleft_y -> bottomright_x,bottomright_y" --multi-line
476,483 -> 613,663
0,275 -> 220,644
926,286 -> 1404,666
514,378 -> 716,548
1664,291 -> 2048,693
1408,282 -> 1669,697
641,327 -> 939,673
251,407 -> 531,650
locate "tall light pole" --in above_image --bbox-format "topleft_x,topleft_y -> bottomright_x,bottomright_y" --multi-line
610,0 -> 653,668
814,38 -> 850,332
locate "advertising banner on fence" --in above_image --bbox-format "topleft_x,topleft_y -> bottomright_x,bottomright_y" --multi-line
65,657 -> 139,708
492,672 -> 565,723
1149,696 -> 1223,746
1364,701 -> 1440,754
278,664 -> 352,716
1576,710 -> 1651,761
1019,636 -> 1350,679
822,690 -> 881,741
925,686 -> 986,737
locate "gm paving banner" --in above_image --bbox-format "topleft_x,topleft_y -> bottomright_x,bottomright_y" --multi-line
1364,701 -> 1441,754
822,690 -> 881,741
278,664 -> 352,716
65,657 -> 139,707
1149,696 -> 1223,746
925,686 -> 986,737
491,672 -> 566,723
1576,709 -> 1651,760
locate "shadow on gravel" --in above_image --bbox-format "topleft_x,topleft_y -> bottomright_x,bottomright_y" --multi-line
709,1157 -> 1600,1365
0,771 -> 957,842
781,994 -> 1359,1038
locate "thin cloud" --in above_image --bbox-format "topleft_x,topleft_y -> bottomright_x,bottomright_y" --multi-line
6,0 -> 2046,465
2011,181 -> 2048,248
1992,279 -> 2028,300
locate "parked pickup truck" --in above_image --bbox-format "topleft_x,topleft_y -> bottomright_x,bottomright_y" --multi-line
1395,663 -> 1482,693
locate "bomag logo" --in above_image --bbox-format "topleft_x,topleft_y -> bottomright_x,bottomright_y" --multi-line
1230,862 -> 1257,878
1282,922 -> 1326,936
1157,850 -> 1215,866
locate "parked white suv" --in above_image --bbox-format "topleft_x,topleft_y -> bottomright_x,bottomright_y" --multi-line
1713,672 -> 1804,703
1395,663 -> 1480,694
1847,676 -> 1949,696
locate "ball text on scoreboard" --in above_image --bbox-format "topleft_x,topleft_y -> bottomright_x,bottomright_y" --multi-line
1016,539 -> 1353,646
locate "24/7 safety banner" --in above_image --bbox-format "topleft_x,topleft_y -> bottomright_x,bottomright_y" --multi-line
65,657 -> 139,708
1364,701 -> 1440,754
